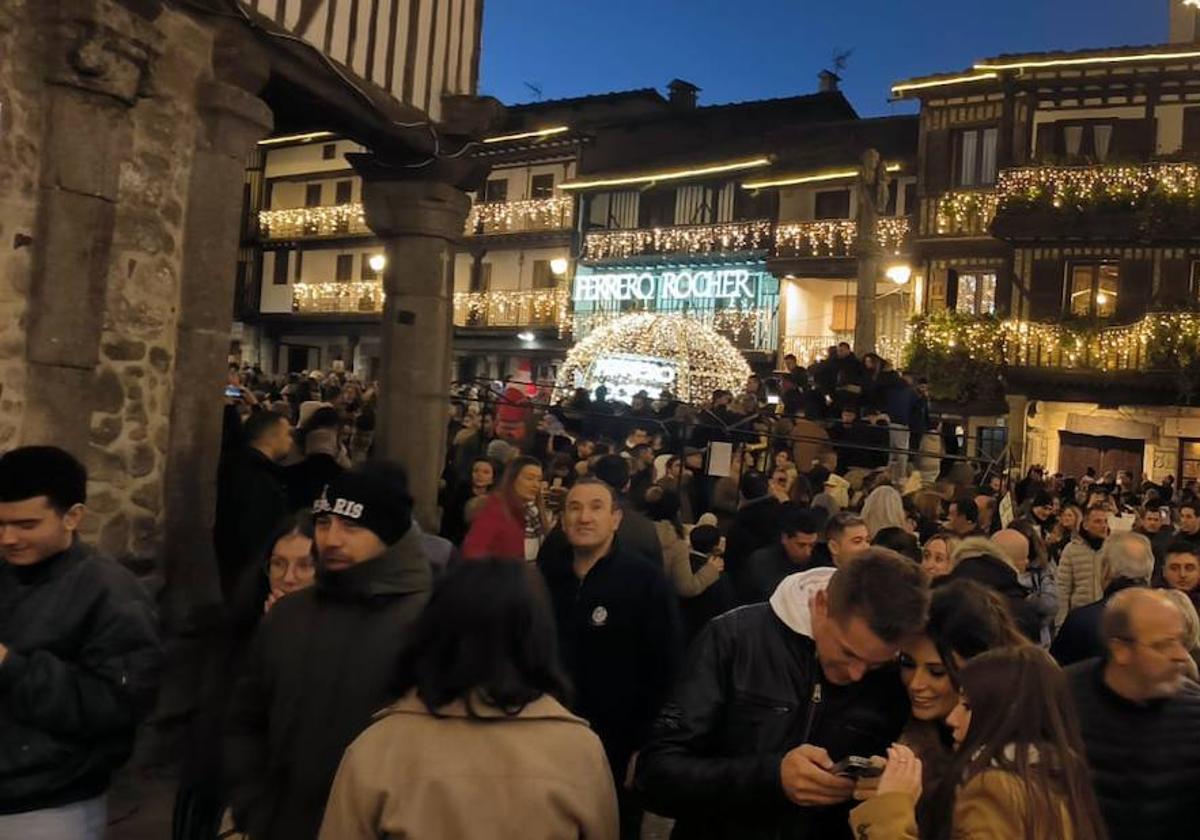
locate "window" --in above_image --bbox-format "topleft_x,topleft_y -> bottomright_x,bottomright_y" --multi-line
322,143 -> 337,160
953,127 -> 999,187
1068,263 -> 1119,318
532,259 -> 556,289
484,178 -> 508,202
954,271 -> 998,315
885,182 -> 899,216
530,174 -> 555,199
814,189 -> 851,220
976,426 -> 1009,462
470,262 -> 492,292
272,251 -> 290,286
336,254 -> 354,283
1181,439 -> 1200,481
831,295 -> 857,332
637,189 -> 677,228
294,250 -> 303,281
1061,123 -> 1115,162
361,254 -> 378,281
335,180 -> 353,204
304,183 -> 323,207
902,183 -> 917,217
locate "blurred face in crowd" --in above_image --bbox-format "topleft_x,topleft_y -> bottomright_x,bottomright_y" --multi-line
577,440 -> 595,460
811,590 -> 899,686
1032,501 -> 1053,523
1083,509 -> 1111,542
774,450 -> 793,470
1141,509 -> 1163,534
781,529 -> 818,566
268,531 -> 316,595
828,523 -> 870,567
471,460 -> 495,491
921,537 -> 952,579
257,416 -> 293,462
1164,551 -> 1200,593
480,414 -> 496,436
0,496 -> 83,567
947,503 -> 974,537
1059,507 -> 1080,533
1180,505 -> 1200,535
899,636 -> 961,722
513,465 -> 543,504
770,469 -> 791,498
666,458 -> 683,481
836,343 -> 851,359
1109,597 -> 1193,700
946,694 -> 973,746
975,495 -> 994,525
315,514 -> 386,571
563,483 -> 622,556
840,409 -> 857,427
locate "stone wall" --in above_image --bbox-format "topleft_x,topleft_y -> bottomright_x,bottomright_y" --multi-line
0,0 -> 41,452
81,10 -> 213,565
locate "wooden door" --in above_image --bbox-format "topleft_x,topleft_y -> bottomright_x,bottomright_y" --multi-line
1057,431 -> 1144,479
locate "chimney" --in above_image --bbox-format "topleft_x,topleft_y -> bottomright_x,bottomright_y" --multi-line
1170,0 -> 1200,43
818,70 -> 841,93
668,79 -> 700,109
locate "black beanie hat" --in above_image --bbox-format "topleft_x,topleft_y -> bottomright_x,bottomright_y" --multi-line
313,461 -> 413,546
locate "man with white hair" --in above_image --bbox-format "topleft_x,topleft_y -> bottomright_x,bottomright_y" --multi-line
1052,532 -> 1154,666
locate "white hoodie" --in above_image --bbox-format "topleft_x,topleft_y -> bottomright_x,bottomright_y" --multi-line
768,566 -> 837,637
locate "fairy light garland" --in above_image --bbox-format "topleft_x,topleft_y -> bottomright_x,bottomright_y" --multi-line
908,312 -> 1200,373
465,196 -> 574,235
996,162 -> 1200,211
260,203 -> 369,240
583,220 -> 773,260
775,218 -> 911,257
293,281 -> 383,313
453,288 -> 571,331
573,301 -> 776,352
935,191 -> 1000,236
555,313 -> 751,403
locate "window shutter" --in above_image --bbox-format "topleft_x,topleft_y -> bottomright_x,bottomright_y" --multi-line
1159,258 -> 1193,308
1117,259 -> 1152,322
1183,108 -> 1200,154
1028,258 -> 1064,320
1035,124 -> 1057,161
923,129 -> 951,195
1113,118 -> 1156,159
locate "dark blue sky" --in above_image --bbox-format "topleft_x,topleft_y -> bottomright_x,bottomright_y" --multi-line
479,0 -> 1168,116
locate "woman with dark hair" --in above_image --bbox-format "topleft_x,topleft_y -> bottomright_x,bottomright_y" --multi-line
644,486 -> 724,598
440,457 -> 496,545
319,561 -> 618,839
891,579 -> 1027,829
852,646 -> 1108,840
462,455 -> 551,562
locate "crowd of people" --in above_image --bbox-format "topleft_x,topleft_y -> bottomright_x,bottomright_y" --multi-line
3,344 -> 1200,839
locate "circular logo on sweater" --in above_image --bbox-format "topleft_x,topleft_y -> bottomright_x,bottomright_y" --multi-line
591,606 -> 608,627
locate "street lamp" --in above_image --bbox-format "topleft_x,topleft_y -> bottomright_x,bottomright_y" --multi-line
368,254 -> 387,273
885,264 -> 912,285
550,257 -> 570,276
517,330 -> 536,342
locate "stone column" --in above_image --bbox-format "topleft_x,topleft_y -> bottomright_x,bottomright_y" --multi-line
159,30 -> 272,624
23,0 -> 160,454
853,150 -> 888,356
355,174 -> 471,530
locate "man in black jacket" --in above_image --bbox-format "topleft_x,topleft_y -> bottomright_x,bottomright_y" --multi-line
1052,532 -> 1154,666
724,471 -> 782,584
214,409 -> 293,598
1067,588 -> 1200,840
738,505 -> 821,605
223,462 -> 431,840
0,447 -> 161,838
540,478 -> 682,840
636,550 -> 928,840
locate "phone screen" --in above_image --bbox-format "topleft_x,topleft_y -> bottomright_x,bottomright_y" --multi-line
224,386 -> 242,398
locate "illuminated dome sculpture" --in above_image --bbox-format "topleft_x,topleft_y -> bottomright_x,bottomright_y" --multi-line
556,313 -> 751,404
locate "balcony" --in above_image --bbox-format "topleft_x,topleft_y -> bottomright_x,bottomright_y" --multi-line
259,203 -> 370,240
991,161 -> 1200,241
292,281 -> 383,313
582,220 -> 773,261
453,288 -> 570,328
465,196 -> 573,235
933,190 -> 999,237
781,332 -> 908,366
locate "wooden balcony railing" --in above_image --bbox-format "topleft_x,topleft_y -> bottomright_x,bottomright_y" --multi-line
996,161 -> 1200,211
465,196 -> 574,235
259,203 -> 371,240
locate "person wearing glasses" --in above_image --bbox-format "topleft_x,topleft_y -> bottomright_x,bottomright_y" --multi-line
1066,588 -> 1200,840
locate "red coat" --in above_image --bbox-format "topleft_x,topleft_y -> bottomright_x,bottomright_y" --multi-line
461,493 -> 525,561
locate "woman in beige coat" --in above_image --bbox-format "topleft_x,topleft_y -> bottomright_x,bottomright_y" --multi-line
319,561 -> 618,840
645,487 -> 724,598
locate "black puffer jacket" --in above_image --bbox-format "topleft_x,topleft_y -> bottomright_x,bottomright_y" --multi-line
0,540 -> 161,814
223,528 -> 431,840
1066,659 -> 1200,840
636,603 -> 909,840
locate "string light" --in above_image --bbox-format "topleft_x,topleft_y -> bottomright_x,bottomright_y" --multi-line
890,72 -> 999,96
583,220 -> 773,260
908,312 -> 1200,373
975,48 -> 1200,71
935,191 -> 1000,236
260,203 -> 369,240
742,162 -> 903,190
555,313 -> 751,403
560,157 -> 771,191
293,282 -> 384,313
465,196 -> 573,234
482,126 -> 570,144
775,218 -> 910,257
781,333 -> 908,366
996,162 -> 1200,211
453,288 -> 571,332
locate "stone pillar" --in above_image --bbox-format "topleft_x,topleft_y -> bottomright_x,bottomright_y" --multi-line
853,150 -> 888,356
23,0 -> 159,454
159,32 -> 272,624
356,175 -> 471,530
1006,393 -> 1030,473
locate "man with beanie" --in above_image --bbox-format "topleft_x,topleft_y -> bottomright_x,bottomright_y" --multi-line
224,461 -> 431,840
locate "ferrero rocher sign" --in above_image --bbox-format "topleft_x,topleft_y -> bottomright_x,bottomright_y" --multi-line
573,268 -> 755,303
